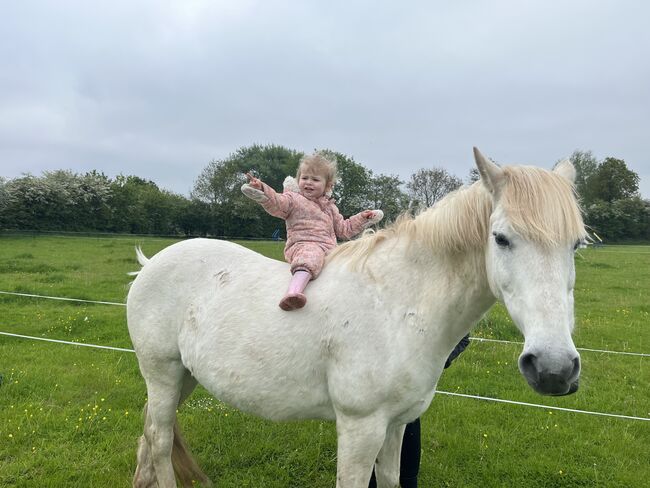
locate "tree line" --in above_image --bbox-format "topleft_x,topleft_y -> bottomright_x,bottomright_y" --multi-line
1,144 -> 648,241
571,150 -> 649,241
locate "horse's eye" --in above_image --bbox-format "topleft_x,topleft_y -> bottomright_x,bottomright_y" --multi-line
493,232 -> 510,248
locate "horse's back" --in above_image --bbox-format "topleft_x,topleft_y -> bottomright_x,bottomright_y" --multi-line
132,238 -> 276,274
127,238 -> 282,351
128,238 -> 283,296
126,238 -> 335,420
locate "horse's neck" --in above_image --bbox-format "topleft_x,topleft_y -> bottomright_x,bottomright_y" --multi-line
366,242 -> 495,352
421,247 -> 492,321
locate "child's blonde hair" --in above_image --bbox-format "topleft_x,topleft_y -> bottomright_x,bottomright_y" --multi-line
296,152 -> 338,187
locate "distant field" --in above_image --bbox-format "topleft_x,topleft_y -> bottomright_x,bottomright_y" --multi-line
0,235 -> 648,487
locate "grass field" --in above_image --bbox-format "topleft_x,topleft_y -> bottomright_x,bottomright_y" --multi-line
1,235 -> 649,487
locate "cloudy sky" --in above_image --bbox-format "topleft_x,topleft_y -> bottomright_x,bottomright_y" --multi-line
1,0 -> 648,197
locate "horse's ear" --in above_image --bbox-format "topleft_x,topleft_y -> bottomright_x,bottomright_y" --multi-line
553,158 -> 577,184
473,147 -> 504,196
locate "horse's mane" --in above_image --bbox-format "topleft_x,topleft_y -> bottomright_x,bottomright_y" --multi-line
329,165 -> 586,267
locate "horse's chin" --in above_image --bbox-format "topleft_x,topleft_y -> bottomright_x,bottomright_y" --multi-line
528,378 -> 579,396
565,378 -> 580,395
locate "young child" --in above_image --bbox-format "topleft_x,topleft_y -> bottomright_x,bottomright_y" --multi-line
241,152 -> 383,311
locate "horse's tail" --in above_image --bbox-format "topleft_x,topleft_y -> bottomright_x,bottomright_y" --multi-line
134,402 -> 212,488
128,247 -> 150,277
171,420 -> 213,487
135,247 -> 149,267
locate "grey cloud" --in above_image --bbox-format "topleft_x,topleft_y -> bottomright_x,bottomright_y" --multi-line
1,0 -> 648,196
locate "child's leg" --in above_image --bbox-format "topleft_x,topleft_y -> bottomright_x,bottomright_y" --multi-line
279,244 -> 325,311
279,270 -> 311,311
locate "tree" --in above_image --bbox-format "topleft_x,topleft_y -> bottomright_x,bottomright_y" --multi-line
104,175 -> 189,235
588,157 -> 639,203
323,150 -> 373,217
567,152 -> 648,241
585,196 -> 650,241
406,168 -> 463,208
467,168 -> 480,184
176,199 -> 213,236
0,170 -> 186,234
366,174 -> 409,223
108,175 -> 156,233
70,171 -> 113,230
193,144 -> 302,203
0,178 -> 8,228
192,145 -> 303,237
569,150 -> 599,204
2,173 -> 70,230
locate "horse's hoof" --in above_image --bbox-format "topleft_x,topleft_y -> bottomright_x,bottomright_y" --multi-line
279,293 -> 306,311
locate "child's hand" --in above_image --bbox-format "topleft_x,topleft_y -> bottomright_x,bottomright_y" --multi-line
362,209 -> 384,227
246,172 -> 263,190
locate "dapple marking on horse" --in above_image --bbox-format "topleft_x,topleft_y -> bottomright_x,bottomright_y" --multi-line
127,148 -> 586,487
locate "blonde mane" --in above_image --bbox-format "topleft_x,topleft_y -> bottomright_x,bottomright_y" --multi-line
499,165 -> 586,246
329,165 -> 586,267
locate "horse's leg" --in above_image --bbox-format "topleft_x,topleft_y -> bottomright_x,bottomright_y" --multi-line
134,371 -> 203,488
134,359 -> 187,488
373,423 -> 406,488
335,413 -> 388,488
134,402 -> 157,488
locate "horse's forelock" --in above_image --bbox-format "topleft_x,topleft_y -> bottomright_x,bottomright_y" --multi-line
500,166 -> 586,246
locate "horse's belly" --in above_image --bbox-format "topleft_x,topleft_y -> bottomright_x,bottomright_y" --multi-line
191,367 -> 336,421
179,311 -> 336,421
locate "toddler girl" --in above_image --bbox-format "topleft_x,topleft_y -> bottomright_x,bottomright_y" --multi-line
241,152 -> 383,311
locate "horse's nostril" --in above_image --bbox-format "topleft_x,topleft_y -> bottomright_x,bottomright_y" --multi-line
570,356 -> 581,379
519,353 -> 539,381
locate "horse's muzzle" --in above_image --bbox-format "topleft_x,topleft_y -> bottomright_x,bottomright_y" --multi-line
519,353 -> 581,396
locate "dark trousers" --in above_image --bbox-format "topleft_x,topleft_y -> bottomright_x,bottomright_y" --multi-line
368,418 -> 421,488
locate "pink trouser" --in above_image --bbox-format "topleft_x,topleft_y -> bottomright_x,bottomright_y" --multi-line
285,242 -> 329,278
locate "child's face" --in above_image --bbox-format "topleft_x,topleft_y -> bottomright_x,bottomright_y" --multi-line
298,168 -> 330,200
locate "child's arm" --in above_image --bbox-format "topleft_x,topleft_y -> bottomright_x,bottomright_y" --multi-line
241,173 -> 294,219
331,206 -> 384,240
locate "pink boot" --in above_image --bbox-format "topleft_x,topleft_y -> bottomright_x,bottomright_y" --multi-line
279,270 -> 311,311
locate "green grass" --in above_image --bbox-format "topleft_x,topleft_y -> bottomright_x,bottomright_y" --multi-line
0,236 -> 649,487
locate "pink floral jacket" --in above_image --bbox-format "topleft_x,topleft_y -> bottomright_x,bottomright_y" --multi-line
258,183 -> 369,254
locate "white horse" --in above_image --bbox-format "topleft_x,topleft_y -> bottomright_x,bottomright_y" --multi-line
127,148 -> 586,488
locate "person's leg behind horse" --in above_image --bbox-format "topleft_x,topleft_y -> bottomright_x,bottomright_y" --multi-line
399,418 -> 421,488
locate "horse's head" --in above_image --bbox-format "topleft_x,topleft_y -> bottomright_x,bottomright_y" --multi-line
474,147 -> 585,396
